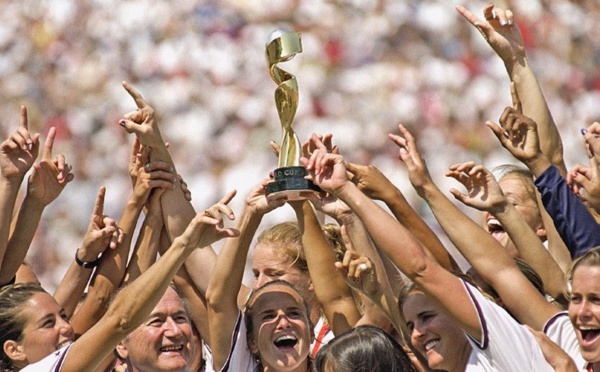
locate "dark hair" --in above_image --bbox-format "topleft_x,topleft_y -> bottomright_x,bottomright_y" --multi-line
0,283 -> 48,371
313,325 -> 418,372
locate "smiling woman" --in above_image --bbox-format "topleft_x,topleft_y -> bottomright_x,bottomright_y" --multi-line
568,247 -> 600,370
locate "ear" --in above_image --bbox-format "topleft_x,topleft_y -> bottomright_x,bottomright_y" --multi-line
535,225 -> 547,240
246,332 -> 259,355
115,341 -> 129,360
307,278 -> 314,293
3,340 -> 26,364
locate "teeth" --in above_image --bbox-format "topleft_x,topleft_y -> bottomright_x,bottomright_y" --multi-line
579,326 -> 600,331
56,341 -> 72,350
275,335 -> 297,342
160,345 -> 183,352
487,218 -> 503,231
424,340 -> 439,351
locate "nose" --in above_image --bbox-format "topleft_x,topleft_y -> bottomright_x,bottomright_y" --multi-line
577,299 -> 593,319
58,317 -> 74,339
275,311 -> 291,329
164,317 -> 184,337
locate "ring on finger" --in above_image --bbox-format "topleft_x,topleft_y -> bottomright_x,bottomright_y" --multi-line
358,263 -> 368,272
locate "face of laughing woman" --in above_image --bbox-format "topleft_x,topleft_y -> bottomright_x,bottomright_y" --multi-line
247,284 -> 312,371
4,292 -> 74,368
402,291 -> 472,372
569,265 -> 600,364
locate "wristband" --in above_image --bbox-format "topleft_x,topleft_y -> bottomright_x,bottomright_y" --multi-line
75,248 -> 100,269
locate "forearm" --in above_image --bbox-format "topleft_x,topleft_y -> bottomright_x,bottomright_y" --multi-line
54,259 -> 93,319
0,178 -> 23,274
506,58 -> 565,174
340,213 -> 399,302
205,206 -> 261,310
295,202 -> 360,333
0,195 -> 44,283
123,208 -> 162,284
384,188 -> 457,271
494,203 -> 567,301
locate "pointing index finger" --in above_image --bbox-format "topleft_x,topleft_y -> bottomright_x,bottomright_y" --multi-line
122,81 -> 148,109
93,186 -> 106,218
42,127 -> 56,160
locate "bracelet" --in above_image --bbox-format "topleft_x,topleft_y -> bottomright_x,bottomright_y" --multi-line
75,248 -> 100,269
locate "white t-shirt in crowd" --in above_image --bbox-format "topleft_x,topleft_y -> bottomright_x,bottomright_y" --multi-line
21,344 -> 71,372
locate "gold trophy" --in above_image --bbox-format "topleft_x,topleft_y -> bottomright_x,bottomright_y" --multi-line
265,29 -> 319,201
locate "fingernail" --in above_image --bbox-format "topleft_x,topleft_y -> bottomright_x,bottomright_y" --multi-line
582,128 -> 588,135
399,148 -> 408,155
119,120 -> 126,127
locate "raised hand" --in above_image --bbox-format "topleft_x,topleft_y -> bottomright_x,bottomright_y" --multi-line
487,84 -> 542,165
456,4 -> 525,63
346,162 -> 395,201
0,106 -> 40,181
388,123 -> 433,195
176,190 -> 240,250
79,187 -> 120,262
567,157 -> 600,211
446,161 -> 507,213
301,147 -> 349,196
27,127 -> 74,206
582,122 -> 600,164
132,160 -> 176,206
334,250 -> 379,297
245,178 -> 286,216
119,81 -> 165,149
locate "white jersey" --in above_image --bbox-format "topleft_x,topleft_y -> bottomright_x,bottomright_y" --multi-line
462,281 -> 554,371
21,344 -> 71,372
544,311 -> 588,371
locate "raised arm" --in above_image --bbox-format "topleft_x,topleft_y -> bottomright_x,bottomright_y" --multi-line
290,200 -> 361,334
446,161 -> 567,304
61,193 -> 239,372
346,162 -> 458,272
119,81 -> 219,295
488,102 -> 600,257
2,127 -> 73,284
456,4 -> 565,175
53,187 -> 114,318
205,183 -> 283,370
0,106 -> 39,282
389,124 -> 559,331
300,146 -> 482,340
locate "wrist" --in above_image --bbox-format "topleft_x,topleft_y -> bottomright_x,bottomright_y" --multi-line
504,52 -> 528,75
525,155 -> 551,177
75,248 -> 101,269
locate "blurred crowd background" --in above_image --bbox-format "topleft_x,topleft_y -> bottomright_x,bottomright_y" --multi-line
1,0 -> 599,290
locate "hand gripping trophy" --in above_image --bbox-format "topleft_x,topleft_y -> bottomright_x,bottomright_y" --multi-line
265,29 -> 320,201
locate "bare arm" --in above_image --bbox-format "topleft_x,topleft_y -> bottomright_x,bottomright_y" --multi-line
291,200 -> 361,334
119,81 -> 219,295
346,162 -> 458,272
0,106 -> 39,282
456,4 -> 565,175
301,147 -> 482,340
389,124 -> 559,331
61,194 -> 239,372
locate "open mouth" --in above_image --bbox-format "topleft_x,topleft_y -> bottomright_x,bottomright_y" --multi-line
160,345 -> 184,353
274,334 -> 298,349
487,218 -> 506,240
580,327 -> 600,346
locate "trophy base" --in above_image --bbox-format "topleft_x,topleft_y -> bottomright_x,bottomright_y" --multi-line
266,166 -> 320,202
